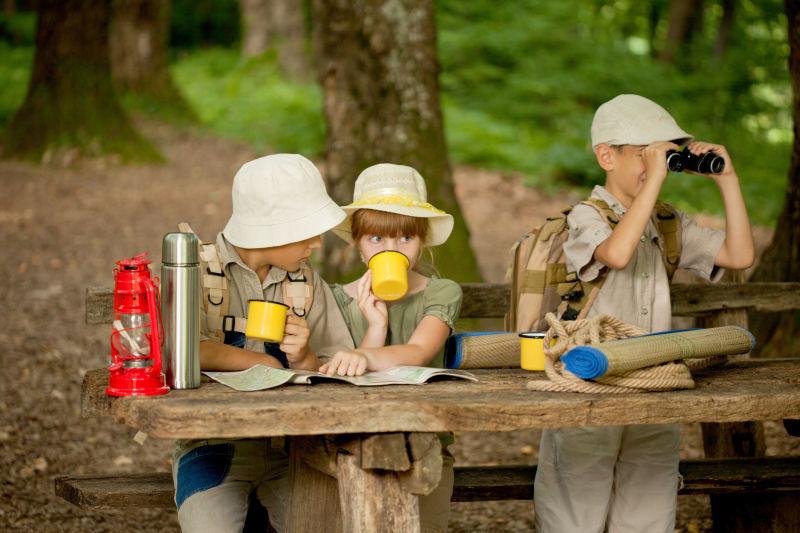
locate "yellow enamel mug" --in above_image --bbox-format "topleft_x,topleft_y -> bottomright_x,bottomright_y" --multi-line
245,300 -> 289,342
368,250 -> 410,301
519,332 -> 547,371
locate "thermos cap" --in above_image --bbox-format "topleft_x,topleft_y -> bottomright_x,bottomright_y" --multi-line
162,232 -> 199,265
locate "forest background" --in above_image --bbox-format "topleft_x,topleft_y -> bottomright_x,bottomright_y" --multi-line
0,0 -> 791,225
0,1 -> 798,532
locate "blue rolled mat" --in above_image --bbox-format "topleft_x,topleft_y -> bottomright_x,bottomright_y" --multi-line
561,326 -> 755,379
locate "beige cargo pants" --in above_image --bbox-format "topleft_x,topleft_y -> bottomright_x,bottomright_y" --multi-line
534,424 -> 681,533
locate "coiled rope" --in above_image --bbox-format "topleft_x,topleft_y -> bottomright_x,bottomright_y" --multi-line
526,313 -> 726,394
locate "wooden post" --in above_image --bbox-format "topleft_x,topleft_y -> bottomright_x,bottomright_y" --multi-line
699,271 -> 800,532
337,452 -> 420,533
286,437 -> 342,533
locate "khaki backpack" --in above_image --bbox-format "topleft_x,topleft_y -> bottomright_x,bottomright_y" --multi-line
505,199 -> 681,332
178,223 -> 314,342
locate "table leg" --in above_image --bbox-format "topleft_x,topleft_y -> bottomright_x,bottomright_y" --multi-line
286,438 -> 342,533
337,451 -> 420,533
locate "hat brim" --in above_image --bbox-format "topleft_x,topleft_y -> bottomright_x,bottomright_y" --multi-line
333,204 -> 454,247
223,199 -> 346,248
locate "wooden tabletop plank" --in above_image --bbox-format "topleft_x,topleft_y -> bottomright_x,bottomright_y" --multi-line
82,359 -> 800,439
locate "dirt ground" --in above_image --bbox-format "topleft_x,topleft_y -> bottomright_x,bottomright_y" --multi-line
0,121 -> 797,532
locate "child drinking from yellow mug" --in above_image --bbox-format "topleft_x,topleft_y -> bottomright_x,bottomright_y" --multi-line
322,163 -> 462,533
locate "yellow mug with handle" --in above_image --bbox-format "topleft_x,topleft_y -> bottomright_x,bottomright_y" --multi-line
520,332 -> 547,371
368,250 -> 410,301
245,300 -> 289,342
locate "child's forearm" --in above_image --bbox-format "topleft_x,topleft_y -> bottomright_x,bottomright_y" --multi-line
199,340 -> 285,371
359,344 -> 436,371
359,325 -> 388,349
595,178 -> 661,269
715,174 -> 755,269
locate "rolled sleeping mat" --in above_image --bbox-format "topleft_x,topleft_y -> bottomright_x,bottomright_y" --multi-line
561,326 -> 755,379
445,332 -> 520,369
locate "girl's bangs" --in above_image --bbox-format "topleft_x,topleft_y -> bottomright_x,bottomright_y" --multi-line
351,209 -> 429,241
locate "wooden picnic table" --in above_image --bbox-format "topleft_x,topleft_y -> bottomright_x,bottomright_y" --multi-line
81,358 -> 800,532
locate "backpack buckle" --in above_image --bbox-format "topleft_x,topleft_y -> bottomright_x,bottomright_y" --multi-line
222,315 -> 236,332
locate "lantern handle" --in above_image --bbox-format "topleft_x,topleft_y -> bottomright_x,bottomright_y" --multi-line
141,276 -> 163,375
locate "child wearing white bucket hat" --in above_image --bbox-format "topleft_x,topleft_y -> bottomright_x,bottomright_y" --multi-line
322,163 -> 462,533
172,154 -> 355,533
533,95 -> 754,532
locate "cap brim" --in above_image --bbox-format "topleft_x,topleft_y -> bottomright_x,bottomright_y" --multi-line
223,199 -> 346,248
333,204 -> 454,246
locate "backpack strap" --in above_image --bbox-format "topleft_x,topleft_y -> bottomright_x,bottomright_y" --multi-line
178,222 -> 240,342
282,266 -> 314,318
557,198 -> 620,322
653,201 -> 682,281
177,223 -> 316,342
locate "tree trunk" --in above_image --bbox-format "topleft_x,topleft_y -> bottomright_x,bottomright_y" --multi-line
659,0 -> 700,63
271,0 -> 310,81
713,0 -> 736,61
311,0 -> 481,282
748,0 -> 800,357
240,0 -> 271,57
240,0 -> 310,81
110,0 -> 194,119
3,0 -> 160,162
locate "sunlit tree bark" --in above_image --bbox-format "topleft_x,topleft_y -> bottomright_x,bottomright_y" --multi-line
311,0 -> 481,282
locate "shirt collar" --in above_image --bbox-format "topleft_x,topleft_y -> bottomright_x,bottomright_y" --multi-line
216,233 -> 290,288
590,185 -> 627,216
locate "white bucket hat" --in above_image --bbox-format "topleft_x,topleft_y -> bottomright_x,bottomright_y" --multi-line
223,154 -> 346,248
333,163 -> 454,247
591,94 -> 693,148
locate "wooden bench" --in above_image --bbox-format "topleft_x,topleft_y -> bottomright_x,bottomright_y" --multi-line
61,281 -> 800,526
55,456 -> 800,510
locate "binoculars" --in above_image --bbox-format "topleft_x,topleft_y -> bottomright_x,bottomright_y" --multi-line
666,146 -> 725,174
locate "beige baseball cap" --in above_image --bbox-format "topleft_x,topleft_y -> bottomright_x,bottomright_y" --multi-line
591,94 -> 693,148
333,163 -> 454,247
222,154 -> 345,249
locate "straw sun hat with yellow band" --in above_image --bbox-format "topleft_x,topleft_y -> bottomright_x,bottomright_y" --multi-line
333,163 -> 454,246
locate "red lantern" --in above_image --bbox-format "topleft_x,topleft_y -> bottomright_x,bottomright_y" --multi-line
106,253 -> 169,397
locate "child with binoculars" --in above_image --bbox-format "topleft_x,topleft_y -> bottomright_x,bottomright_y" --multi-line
533,94 -> 755,532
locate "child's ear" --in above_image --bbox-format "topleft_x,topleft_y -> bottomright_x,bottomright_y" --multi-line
594,144 -> 615,172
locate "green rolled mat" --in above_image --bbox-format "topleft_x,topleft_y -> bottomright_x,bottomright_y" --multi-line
561,326 -> 755,379
444,332 -> 520,369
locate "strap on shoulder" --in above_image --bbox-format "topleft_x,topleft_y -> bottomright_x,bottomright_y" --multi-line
579,197 -> 620,227
282,266 -> 314,318
653,202 -> 682,281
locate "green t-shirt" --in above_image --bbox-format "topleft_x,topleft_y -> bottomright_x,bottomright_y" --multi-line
330,277 -> 463,369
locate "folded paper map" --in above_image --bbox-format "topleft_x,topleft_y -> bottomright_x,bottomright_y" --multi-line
203,365 -> 478,392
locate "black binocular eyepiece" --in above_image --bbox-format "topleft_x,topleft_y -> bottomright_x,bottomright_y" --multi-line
666,146 -> 725,174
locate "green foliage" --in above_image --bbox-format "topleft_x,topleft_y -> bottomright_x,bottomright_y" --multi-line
0,10 -> 35,45
171,48 -> 324,156
0,43 -> 32,126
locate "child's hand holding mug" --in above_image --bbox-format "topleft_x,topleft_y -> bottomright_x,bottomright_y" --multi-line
356,270 -> 388,331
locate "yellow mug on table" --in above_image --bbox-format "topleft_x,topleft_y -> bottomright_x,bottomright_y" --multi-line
519,332 -> 547,371
245,300 -> 289,342
368,250 -> 410,301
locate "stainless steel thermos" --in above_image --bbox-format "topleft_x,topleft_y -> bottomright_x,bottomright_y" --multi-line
161,232 -> 201,389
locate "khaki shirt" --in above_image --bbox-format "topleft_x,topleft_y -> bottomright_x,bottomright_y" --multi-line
199,234 -> 355,360
564,185 -> 725,333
